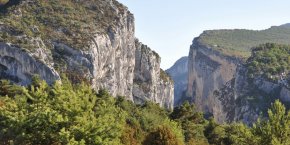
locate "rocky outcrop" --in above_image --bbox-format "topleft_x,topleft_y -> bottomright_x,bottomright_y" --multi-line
185,37 -> 290,124
280,87 -> 290,102
0,0 -> 174,109
0,0 -> 135,100
41,2 -> 135,101
52,26 -> 136,101
133,40 -> 174,110
186,39 -> 240,120
0,43 -> 59,85
166,56 -> 188,106
213,65 -> 290,124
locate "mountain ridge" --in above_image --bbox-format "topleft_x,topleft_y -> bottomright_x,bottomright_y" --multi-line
197,24 -> 290,58
0,0 -> 174,109
169,24 -> 290,124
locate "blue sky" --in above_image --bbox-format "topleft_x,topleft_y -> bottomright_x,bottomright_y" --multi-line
118,0 -> 290,69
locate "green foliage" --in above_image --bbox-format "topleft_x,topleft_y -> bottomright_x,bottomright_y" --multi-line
203,100 -> 290,145
171,101 -> 196,120
160,69 -> 174,83
204,118 -> 229,145
143,124 -> 184,145
247,43 -> 290,81
0,78 -> 126,144
171,102 -> 209,145
253,100 -> 290,145
0,80 -> 24,97
198,26 -> 290,58
226,123 -> 259,145
116,97 -> 185,144
0,78 -> 185,144
0,78 -> 289,144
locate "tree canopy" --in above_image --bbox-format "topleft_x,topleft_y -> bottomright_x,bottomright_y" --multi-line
0,78 -> 289,145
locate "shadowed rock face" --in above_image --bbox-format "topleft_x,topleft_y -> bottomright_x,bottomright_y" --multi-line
166,56 -> 188,106
186,39 -> 240,122
0,0 -> 174,109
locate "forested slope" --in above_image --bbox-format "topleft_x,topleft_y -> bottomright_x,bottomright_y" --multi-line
0,77 -> 289,145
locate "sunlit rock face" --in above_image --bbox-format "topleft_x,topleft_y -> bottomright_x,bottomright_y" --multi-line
184,37 -> 290,124
0,0 -> 174,109
0,43 -> 60,85
133,40 -> 174,110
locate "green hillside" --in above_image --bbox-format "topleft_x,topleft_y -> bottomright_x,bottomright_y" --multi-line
198,25 -> 290,58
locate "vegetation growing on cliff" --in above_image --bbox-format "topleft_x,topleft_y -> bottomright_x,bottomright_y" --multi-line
0,77 -> 289,145
0,0 -> 128,51
160,69 -> 174,83
198,26 -> 290,58
247,43 -> 290,81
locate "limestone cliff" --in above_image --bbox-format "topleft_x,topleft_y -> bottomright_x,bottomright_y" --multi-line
184,29 -> 290,124
186,39 -> 240,122
133,40 -> 174,110
166,56 -> 188,106
0,43 -> 59,85
0,0 -> 173,109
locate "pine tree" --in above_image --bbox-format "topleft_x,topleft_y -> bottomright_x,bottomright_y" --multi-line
253,100 -> 290,145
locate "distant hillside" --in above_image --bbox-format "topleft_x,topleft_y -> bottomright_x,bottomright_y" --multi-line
197,24 -> 290,58
280,23 -> 290,27
166,56 -> 188,105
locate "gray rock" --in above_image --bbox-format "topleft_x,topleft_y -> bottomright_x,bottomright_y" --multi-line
280,87 -> 290,102
182,36 -> 290,124
0,43 -> 60,85
0,0 -> 174,109
186,39 -> 239,121
50,5 -> 136,101
166,56 -> 188,106
133,40 -> 174,110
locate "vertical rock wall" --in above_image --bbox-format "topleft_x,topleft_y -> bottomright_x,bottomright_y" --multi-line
0,0 -> 174,109
133,40 -> 174,110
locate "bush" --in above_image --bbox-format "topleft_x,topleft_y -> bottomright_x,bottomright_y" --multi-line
143,125 -> 184,145
247,43 -> 290,81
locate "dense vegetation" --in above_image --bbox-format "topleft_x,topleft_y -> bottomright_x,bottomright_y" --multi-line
247,43 -> 290,81
198,25 -> 290,58
0,77 -> 183,145
0,0 -> 126,51
0,77 -> 289,145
